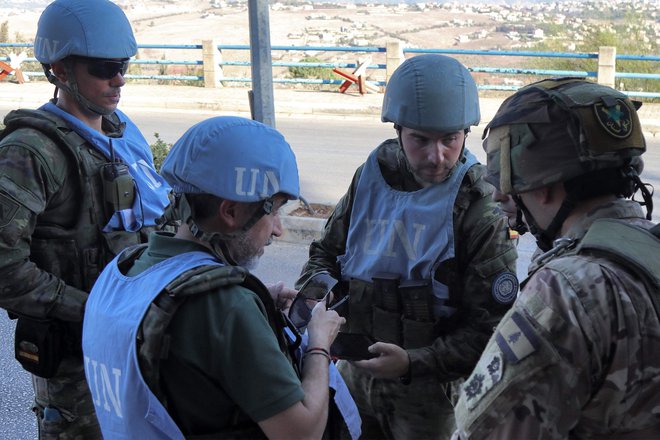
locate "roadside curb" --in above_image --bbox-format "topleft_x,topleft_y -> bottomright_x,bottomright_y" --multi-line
2,82 -> 658,247
277,201 -> 328,245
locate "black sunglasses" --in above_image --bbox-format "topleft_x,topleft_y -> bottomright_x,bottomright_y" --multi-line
72,56 -> 129,80
288,271 -> 344,331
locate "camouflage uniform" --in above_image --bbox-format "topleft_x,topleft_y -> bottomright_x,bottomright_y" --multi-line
454,200 -> 660,439
299,140 -> 518,439
455,78 -> 659,439
0,109 -> 154,439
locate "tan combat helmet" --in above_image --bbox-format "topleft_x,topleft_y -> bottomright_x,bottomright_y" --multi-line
482,77 -> 650,250
483,77 -> 645,195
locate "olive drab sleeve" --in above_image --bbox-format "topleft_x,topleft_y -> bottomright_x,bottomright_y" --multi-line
0,130 -> 88,321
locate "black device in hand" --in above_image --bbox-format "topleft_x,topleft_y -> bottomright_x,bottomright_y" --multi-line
331,332 -> 378,361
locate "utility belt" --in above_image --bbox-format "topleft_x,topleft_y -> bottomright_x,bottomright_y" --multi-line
11,314 -> 83,379
344,273 -> 449,349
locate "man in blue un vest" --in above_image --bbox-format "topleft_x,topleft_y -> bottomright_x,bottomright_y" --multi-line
296,54 -> 519,439
82,116 -> 364,439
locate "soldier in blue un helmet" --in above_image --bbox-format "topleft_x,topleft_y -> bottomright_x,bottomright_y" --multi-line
82,116 -> 361,439
296,54 -> 519,439
0,0 -> 171,438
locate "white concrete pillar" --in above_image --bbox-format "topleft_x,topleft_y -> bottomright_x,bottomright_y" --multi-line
597,46 -> 616,88
202,39 -> 223,88
385,40 -> 404,85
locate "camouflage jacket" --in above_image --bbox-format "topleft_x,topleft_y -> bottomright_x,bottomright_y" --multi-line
297,139 -> 518,382
454,199 -> 660,439
0,108 -> 147,323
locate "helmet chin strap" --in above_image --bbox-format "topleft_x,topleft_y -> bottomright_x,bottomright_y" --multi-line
174,193 -> 274,265
513,193 -> 575,252
44,61 -> 114,116
511,209 -> 529,235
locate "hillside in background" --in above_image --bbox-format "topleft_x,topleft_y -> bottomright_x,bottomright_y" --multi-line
1,0 -> 657,92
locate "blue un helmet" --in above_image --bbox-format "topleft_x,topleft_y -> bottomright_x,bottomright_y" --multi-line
161,116 -> 300,242
34,0 -> 137,115
381,54 -> 480,132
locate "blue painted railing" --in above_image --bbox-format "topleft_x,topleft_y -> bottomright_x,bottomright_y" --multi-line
1,42 -> 658,98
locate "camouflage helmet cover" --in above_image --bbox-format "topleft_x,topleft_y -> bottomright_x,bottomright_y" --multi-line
483,77 -> 645,194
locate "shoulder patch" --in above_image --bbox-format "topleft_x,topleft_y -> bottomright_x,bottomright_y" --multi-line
0,192 -> 19,228
495,311 -> 540,364
463,352 -> 503,409
491,271 -> 518,304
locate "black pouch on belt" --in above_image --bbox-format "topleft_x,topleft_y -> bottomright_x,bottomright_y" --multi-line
399,279 -> 433,322
372,273 -> 402,344
372,272 -> 401,312
399,280 -> 436,348
14,317 -> 65,378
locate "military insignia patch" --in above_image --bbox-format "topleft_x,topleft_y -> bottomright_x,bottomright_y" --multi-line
0,192 -> 19,228
491,271 -> 518,304
594,99 -> 633,139
464,352 -> 503,410
495,311 -> 540,364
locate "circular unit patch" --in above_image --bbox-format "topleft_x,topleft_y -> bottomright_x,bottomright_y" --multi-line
491,272 -> 518,304
594,99 -> 633,139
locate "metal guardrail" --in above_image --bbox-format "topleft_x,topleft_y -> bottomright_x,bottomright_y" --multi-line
1,42 -> 658,98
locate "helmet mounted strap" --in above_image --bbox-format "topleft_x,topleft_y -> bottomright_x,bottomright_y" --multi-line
239,197 -> 275,233
47,58 -> 114,116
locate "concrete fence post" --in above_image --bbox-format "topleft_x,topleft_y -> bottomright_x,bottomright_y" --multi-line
597,46 -> 616,88
385,40 -> 404,86
202,39 -> 223,88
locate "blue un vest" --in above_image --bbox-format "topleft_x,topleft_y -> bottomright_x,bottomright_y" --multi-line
42,102 -> 171,232
83,250 -> 219,440
338,148 -> 477,317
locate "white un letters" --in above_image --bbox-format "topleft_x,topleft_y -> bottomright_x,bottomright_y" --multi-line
363,219 -> 427,261
85,356 -> 123,418
234,167 -> 280,197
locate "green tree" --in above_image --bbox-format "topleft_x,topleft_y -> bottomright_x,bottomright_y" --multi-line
288,57 -> 334,80
150,132 -> 171,172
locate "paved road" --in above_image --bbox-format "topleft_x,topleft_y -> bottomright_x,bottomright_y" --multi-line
0,105 -> 657,439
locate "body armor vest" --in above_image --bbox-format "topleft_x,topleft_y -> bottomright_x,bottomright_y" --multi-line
575,219 -> 660,317
1,110 -> 146,377
1,109 -> 144,292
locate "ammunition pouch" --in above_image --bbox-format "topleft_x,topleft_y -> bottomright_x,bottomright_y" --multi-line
14,317 -> 65,378
346,274 -> 438,349
399,280 -> 435,349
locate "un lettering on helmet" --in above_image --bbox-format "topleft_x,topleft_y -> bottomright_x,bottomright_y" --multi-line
161,116 -> 300,203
